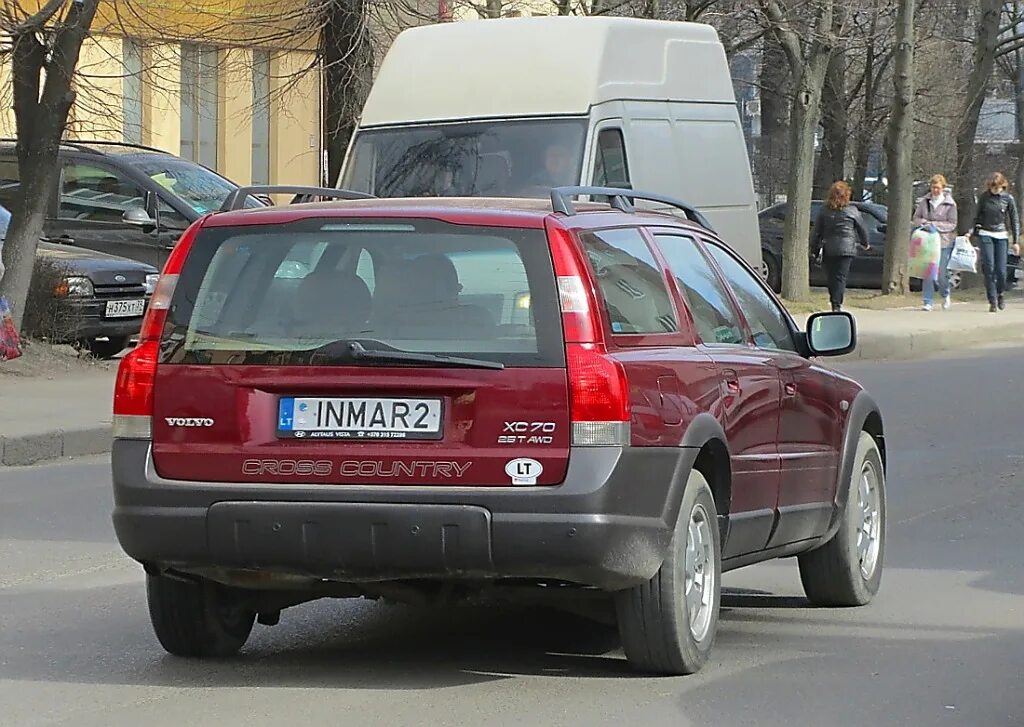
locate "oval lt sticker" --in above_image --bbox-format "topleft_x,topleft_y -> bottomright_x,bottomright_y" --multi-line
505,458 -> 543,486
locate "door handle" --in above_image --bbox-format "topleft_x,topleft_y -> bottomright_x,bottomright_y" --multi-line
722,369 -> 740,395
785,383 -> 798,397
53,234 -> 75,245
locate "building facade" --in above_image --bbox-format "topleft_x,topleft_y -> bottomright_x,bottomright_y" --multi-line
0,2 -> 322,187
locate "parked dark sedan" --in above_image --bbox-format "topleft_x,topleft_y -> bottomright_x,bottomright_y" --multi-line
759,200 -> 1019,293
1,205 -> 157,358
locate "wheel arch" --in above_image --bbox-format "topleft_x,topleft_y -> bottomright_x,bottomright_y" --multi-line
820,391 -> 885,544
678,413 -> 732,543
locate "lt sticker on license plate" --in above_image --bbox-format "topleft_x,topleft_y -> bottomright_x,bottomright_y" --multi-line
277,397 -> 443,440
104,299 -> 145,318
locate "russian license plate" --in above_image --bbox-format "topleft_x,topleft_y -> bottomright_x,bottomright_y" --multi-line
277,397 -> 443,440
105,299 -> 145,318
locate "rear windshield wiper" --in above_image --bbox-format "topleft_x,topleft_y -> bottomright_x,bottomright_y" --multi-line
315,340 -> 505,370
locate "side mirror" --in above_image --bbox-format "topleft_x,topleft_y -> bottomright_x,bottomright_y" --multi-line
123,207 -> 157,232
806,311 -> 856,357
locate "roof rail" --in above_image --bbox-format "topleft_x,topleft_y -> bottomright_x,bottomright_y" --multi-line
550,186 -> 715,232
0,138 -> 172,156
220,186 -> 375,212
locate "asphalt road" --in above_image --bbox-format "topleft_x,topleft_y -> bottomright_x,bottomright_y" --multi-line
2,348 -> 1023,727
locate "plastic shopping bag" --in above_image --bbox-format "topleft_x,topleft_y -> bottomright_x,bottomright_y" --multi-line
908,228 -> 942,280
0,296 -> 22,362
948,236 -> 978,273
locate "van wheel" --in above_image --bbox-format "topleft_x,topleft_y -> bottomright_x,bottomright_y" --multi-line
147,574 -> 255,657
761,251 -> 782,293
798,432 -> 886,607
615,470 -> 721,675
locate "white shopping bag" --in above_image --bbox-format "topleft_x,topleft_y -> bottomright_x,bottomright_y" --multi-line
948,236 -> 978,273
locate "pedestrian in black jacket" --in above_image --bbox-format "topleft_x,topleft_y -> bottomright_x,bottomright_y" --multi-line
972,172 -> 1021,312
811,181 -> 871,312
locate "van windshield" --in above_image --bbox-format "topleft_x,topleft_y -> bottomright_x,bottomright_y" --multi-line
342,119 -> 587,199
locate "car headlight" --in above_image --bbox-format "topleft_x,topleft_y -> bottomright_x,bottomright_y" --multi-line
145,274 -> 160,295
54,276 -> 94,298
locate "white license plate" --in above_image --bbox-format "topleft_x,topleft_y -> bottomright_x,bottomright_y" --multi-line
277,397 -> 443,440
105,299 -> 145,318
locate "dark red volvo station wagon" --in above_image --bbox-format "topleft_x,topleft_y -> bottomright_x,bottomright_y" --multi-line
111,186 -> 886,675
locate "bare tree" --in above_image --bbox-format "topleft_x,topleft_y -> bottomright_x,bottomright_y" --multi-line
882,0 -> 915,295
759,0 -> 836,300
0,0 -> 101,332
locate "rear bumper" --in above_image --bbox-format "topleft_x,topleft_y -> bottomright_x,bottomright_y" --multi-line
111,440 -> 697,590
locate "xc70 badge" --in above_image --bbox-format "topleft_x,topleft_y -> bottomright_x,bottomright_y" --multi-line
498,421 -> 556,445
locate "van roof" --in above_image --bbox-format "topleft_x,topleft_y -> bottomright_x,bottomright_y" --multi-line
359,17 -> 735,127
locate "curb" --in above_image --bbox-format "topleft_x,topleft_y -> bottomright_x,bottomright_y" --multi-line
0,426 -> 111,467
839,318 -> 1024,361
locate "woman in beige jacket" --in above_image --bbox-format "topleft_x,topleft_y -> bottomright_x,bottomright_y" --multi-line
913,174 -> 958,311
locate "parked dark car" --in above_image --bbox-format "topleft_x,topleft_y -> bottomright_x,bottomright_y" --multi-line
759,200 -> 1019,293
111,185 -> 886,676
0,204 -> 157,358
0,140 -> 262,270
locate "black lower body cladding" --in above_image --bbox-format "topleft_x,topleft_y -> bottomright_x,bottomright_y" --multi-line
111,441 -> 697,590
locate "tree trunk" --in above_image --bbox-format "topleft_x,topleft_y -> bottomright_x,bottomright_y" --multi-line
882,0 -> 915,296
0,0 -> 100,333
813,45 -> 848,197
954,0 -> 1002,233
322,0 -> 373,186
781,71 -> 829,301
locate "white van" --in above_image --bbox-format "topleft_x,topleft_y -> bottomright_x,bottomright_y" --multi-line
339,16 -> 760,266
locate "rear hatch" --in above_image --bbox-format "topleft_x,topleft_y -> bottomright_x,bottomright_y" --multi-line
151,216 -> 570,486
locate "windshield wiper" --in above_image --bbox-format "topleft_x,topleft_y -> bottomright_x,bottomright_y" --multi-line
316,340 -> 504,370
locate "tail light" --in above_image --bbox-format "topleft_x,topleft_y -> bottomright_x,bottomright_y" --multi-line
545,219 -> 630,447
112,219 -> 204,440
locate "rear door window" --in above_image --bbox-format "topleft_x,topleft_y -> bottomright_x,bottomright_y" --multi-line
578,227 -> 677,336
653,233 -> 745,346
164,219 -> 564,367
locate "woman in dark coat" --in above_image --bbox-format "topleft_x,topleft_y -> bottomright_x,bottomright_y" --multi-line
971,172 -> 1020,312
811,181 -> 871,312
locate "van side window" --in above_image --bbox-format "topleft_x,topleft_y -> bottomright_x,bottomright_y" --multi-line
592,129 -> 630,188
653,234 -> 744,346
579,228 -> 677,335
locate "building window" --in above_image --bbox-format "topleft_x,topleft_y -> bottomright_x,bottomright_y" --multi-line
251,50 -> 271,186
123,39 -> 143,145
180,44 -> 219,169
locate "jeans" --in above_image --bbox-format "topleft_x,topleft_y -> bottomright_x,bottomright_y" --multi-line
923,245 -> 954,305
978,234 -> 1008,305
824,255 -> 854,308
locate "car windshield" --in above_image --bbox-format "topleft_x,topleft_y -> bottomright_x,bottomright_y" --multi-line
162,218 -> 564,367
342,119 -> 587,199
135,159 -> 261,215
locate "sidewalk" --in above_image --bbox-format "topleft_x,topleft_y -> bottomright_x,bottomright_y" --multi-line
0,370 -> 113,466
3,300 -> 1024,466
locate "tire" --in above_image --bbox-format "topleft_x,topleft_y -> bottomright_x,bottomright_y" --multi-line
761,251 -> 782,293
616,470 -> 722,675
147,574 -> 256,657
798,432 -> 886,607
84,336 -> 129,360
